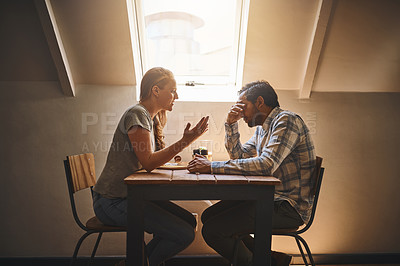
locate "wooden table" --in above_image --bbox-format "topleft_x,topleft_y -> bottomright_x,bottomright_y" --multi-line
124,169 -> 281,266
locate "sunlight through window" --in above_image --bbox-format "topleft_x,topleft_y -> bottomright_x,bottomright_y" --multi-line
127,0 -> 250,102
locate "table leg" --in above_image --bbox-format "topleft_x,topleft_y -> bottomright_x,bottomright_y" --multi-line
253,186 -> 275,266
127,187 -> 145,266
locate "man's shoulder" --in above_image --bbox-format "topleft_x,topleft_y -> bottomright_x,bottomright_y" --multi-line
270,109 -> 309,133
273,109 -> 303,122
276,108 -> 298,117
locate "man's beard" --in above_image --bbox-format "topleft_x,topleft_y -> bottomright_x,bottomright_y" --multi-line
246,119 -> 256,127
246,112 -> 264,127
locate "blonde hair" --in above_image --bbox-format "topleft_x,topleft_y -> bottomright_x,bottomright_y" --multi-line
140,67 -> 174,150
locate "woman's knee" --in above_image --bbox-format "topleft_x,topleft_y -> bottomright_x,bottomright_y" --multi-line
187,213 -> 197,229
178,223 -> 195,247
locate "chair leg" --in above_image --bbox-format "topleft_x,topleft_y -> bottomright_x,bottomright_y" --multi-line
70,231 -> 95,266
294,235 -> 315,266
294,237 -> 309,266
88,232 -> 103,265
231,235 -> 244,266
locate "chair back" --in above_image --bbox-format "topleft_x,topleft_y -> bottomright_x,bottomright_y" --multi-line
64,153 -> 96,230
311,156 -> 323,196
67,153 -> 96,192
298,156 -> 324,234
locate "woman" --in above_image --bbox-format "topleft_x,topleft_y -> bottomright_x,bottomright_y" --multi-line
93,67 -> 209,266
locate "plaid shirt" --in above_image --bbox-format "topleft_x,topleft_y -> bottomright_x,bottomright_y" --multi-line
211,107 -> 316,222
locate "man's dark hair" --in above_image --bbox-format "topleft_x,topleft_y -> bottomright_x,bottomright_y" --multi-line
239,80 -> 280,108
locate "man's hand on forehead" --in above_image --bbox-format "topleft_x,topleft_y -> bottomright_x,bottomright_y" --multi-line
227,101 -> 245,124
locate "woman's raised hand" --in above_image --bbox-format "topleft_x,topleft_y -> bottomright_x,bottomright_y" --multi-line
181,116 -> 209,145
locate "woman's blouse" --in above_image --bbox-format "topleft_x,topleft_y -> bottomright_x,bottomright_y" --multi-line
93,104 -> 153,198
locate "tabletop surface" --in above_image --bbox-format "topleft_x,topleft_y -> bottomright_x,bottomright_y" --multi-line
124,169 -> 281,185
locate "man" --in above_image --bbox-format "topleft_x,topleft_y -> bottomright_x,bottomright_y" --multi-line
188,81 -> 316,266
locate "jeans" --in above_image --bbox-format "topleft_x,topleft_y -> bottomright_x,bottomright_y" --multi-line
92,192 -> 196,266
201,200 -> 304,266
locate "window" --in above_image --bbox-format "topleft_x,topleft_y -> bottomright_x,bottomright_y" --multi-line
127,0 -> 250,102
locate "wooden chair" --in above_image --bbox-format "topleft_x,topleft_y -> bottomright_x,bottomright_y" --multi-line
232,156 -> 325,266
64,153 -> 126,266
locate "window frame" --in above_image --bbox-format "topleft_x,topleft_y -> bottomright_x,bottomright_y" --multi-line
126,0 -> 250,102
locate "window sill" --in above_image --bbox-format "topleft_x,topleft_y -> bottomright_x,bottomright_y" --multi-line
175,84 -> 239,102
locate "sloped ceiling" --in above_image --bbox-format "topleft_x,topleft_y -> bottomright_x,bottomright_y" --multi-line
313,0 -> 400,92
50,0 -> 135,85
0,0 -> 399,95
0,0 -> 58,81
244,0 -> 400,93
244,0 -> 321,89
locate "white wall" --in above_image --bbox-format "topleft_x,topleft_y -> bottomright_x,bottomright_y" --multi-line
1,81 -> 400,256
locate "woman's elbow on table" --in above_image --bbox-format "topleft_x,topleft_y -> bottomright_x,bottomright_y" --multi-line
140,161 -> 157,173
144,166 -> 156,173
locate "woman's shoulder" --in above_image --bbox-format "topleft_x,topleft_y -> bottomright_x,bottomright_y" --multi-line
124,104 -> 150,118
122,104 -> 152,131
126,103 -> 146,113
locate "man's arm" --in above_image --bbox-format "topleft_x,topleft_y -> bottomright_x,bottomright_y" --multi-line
224,101 -> 257,159
212,114 -> 301,175
187,102 -> 257,174
225,122 -> 257,159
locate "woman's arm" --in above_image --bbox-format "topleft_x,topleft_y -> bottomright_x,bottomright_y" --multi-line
128,116 -> 209,172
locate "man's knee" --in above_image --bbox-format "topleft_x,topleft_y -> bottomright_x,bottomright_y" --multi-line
200,209 -> 210,224
201,219 -> 223,244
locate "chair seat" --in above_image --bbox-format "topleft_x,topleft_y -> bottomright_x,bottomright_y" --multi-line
272,227 -> 299,234
86,216 -> 127,231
